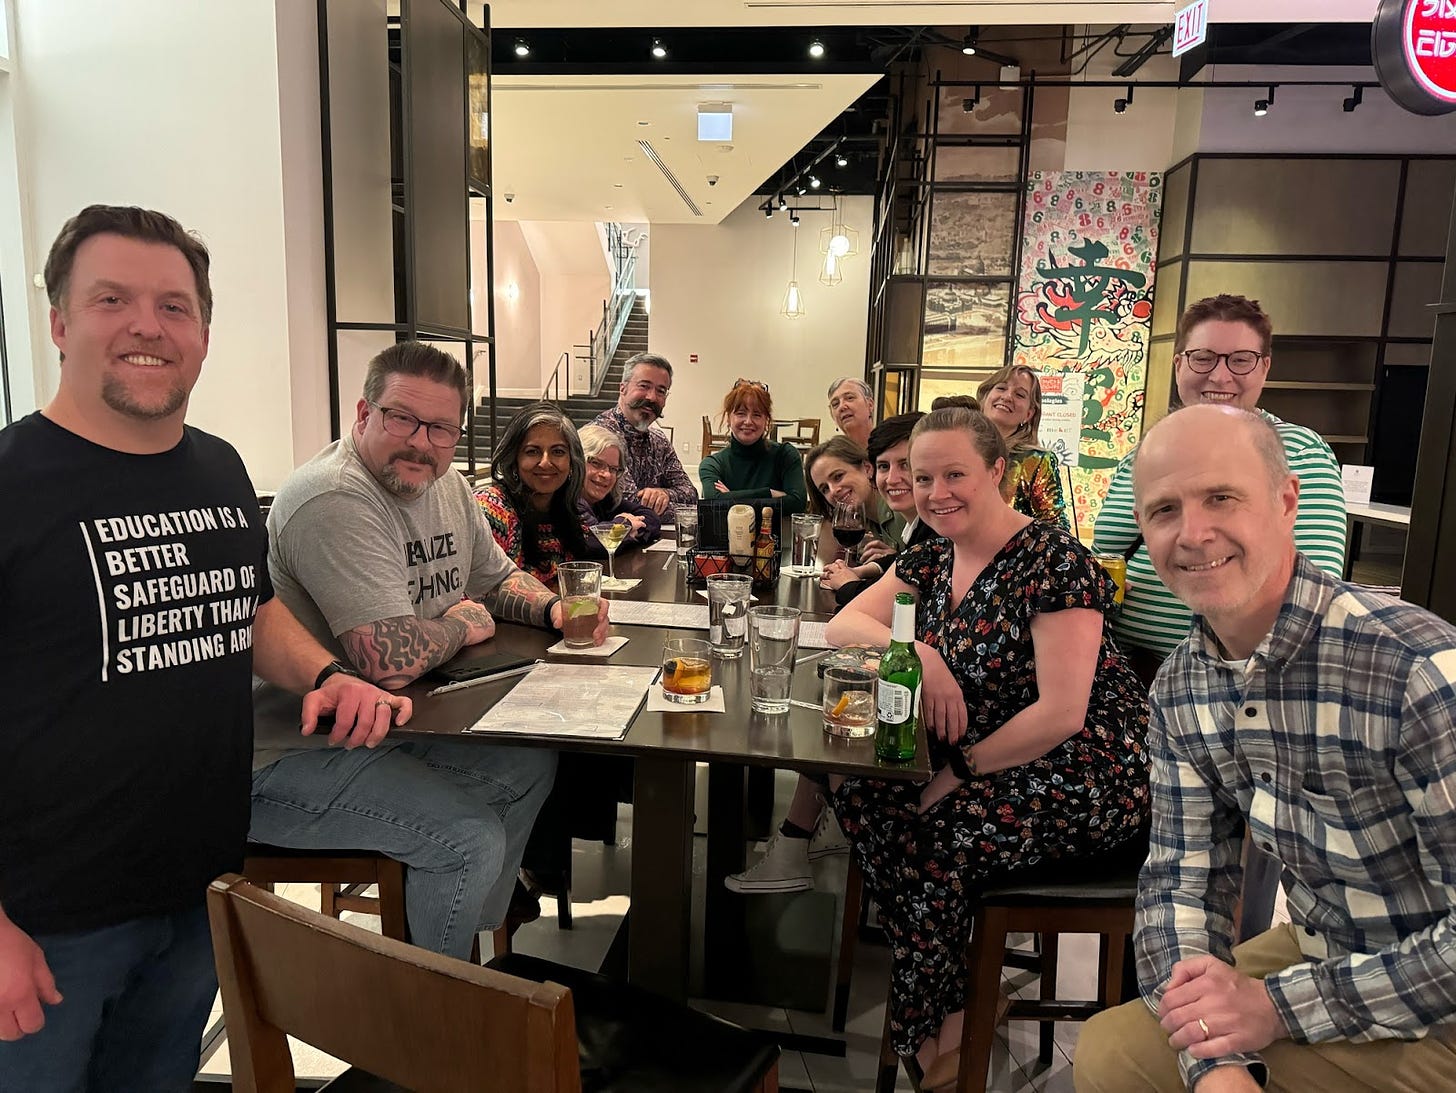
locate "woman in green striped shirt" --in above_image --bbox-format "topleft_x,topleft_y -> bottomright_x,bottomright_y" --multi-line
1093,294 -> 1347,676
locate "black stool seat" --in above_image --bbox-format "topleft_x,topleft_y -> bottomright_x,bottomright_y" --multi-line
489,952 -> 780,1093
981,869 -> 1141,903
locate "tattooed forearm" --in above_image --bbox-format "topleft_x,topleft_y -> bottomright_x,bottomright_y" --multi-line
485,570 -> 556,628
341,614 -> 470,690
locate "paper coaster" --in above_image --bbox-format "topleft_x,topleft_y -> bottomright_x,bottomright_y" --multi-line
643,539 -> 678,552
644,685 -> 726,713
546,635 -> 629,656
601,578 -> 642,592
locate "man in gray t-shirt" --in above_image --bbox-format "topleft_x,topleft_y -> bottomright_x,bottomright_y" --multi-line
250,342 -> 609,958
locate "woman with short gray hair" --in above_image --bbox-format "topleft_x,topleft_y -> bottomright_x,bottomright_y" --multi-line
827,377 -> 874,450
577,424 -> 661,551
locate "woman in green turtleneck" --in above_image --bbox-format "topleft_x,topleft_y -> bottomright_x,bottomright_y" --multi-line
698,378 -> 808,515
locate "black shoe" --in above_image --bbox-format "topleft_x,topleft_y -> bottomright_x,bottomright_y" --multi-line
507,878 -> 542,928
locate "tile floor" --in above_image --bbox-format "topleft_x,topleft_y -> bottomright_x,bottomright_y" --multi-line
199,768 -> 1287,1091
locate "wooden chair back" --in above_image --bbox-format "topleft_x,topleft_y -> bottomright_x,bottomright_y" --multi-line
207,875 -> 581,1093
701,415 -> 730,458
774,418 -> 821,451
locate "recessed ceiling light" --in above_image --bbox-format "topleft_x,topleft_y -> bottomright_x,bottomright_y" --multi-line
808,39 -> 825,59
836,153 -> 848,167
513,39 -> 530,58
651,38 -> 667,59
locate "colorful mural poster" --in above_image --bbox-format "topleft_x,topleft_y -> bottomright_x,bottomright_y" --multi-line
1013,171 -> 1161,532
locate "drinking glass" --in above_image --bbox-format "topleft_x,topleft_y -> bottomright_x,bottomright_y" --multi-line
674,504 -> 699,563
661,637 -> 713,704
705,573 -> 752,659
785,513 -> 822,577
823,666 -> 877,738
591,520 -> 630,589
556,561 -> 602,648
831,499 -> 866,566
747,606 -> 801,714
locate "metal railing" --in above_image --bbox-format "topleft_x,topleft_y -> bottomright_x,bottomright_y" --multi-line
541,223 -> 638,400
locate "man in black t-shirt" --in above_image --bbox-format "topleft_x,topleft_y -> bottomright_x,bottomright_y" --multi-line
0,206 -> 410,1092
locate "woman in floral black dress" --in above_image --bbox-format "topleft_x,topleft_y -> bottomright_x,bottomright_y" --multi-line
824,406 -> 1149,1089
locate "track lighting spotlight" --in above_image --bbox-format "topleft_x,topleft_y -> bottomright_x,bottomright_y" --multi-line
1253,85 -> 1275,117
797,185 -> 807,196
961,28 -> 978,56
651,38 -> 667,59
809,176 -> 821,189
1343,86 -> 1363,113
778,195 -> 788,210
790,213 -> 801,226
961,85 -> 981,113
836,153 -> 848,168
765,206 -> 774,219
1114,85 -> 1134,114
513,39 -> 530,58
809,39 -> 825,59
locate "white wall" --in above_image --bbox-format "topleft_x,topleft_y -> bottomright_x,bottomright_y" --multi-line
650,195 -> 873,472
487,219 -> 543,394
10,0 -> 325,490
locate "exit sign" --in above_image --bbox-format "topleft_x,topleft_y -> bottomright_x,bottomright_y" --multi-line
1172,0 -> 1209,57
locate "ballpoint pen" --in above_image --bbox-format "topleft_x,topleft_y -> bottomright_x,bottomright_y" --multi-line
426,661 -> 541,697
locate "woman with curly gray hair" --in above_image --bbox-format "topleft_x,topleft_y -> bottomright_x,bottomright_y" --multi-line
474,401 -> 589,583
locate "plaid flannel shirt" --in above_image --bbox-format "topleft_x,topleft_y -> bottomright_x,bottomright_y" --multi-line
592,407 -> 698,508
1137,554 -> 1456,1088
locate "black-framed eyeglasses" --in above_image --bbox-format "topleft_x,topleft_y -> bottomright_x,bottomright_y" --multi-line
1180,350 -> 1266,376
368,402 -> 463,447
586,457 -> 621,478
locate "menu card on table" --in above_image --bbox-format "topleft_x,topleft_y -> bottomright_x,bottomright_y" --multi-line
463,664 -> 659,740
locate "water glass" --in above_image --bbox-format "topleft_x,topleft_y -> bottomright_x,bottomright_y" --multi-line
823,666 -> 877,738
705,573 -> 753,659
557,561 -> 602,648
785,513 -> 822,577
661,637 -> 713,704
675,504 -> 699,562
747,606 -> 801,714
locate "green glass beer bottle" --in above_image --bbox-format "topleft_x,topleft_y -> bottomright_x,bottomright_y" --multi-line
875,592 -> 921,761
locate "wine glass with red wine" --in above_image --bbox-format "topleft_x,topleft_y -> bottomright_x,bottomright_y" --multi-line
831,499 -> 866,565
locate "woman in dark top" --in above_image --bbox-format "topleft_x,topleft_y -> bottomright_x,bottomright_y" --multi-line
824,407 -> 1149,1089
474,402 -> 590,584
576,424 -> 661,552
697,379 -> 807,514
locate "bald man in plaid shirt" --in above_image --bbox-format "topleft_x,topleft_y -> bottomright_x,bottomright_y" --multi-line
1075,405 -> 1456,1093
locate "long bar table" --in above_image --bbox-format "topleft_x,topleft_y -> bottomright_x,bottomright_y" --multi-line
392,550 -> 927,1003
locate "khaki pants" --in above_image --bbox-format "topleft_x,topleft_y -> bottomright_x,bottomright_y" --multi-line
1073,924 -> 1456,1092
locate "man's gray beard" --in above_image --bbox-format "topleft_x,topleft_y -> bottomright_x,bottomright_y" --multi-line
378,460 -> 436,498
102,375 -> 188,421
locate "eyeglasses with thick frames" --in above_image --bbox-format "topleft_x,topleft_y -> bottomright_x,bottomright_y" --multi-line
734,377 -> 770,392
1179,350 -> 1266,376
368,402 -> 463,447
587,457 -> 621,478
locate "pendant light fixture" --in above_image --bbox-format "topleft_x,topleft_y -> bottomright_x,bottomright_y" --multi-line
782,222 -> 805,318
818,196 -> 860,286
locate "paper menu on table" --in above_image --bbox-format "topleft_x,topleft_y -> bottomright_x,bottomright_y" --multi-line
463,664 -> 659,740
643,539 -> 678,552
799,620 -> 831,649
608,599 -> 709,630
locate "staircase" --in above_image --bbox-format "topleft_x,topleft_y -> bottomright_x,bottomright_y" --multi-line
456,296 -> 649,465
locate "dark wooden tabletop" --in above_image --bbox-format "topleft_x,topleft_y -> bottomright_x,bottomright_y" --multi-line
394,620 -> 930,780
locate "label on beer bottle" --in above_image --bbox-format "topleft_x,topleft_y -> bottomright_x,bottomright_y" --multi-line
878,680 -> 913,724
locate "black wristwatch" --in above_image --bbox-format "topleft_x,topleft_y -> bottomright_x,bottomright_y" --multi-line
313,659 -> 361,691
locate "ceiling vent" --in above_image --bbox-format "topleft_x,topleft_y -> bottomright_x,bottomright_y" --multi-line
637,140 -> 702,217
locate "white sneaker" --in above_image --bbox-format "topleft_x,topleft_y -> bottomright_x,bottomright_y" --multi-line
808,809 -> 850,860
724,832 -> 813,894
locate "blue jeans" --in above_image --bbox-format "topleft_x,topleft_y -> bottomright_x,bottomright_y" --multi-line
249,738 -> 555,959
0,906 -> 215,1093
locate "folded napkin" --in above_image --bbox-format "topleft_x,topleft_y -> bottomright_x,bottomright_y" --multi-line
546,636 -> 629,657
644,685 -> 726,713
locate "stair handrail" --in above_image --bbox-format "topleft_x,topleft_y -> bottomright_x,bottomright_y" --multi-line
588,247 -> 637,397
540,350 -> 572,401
